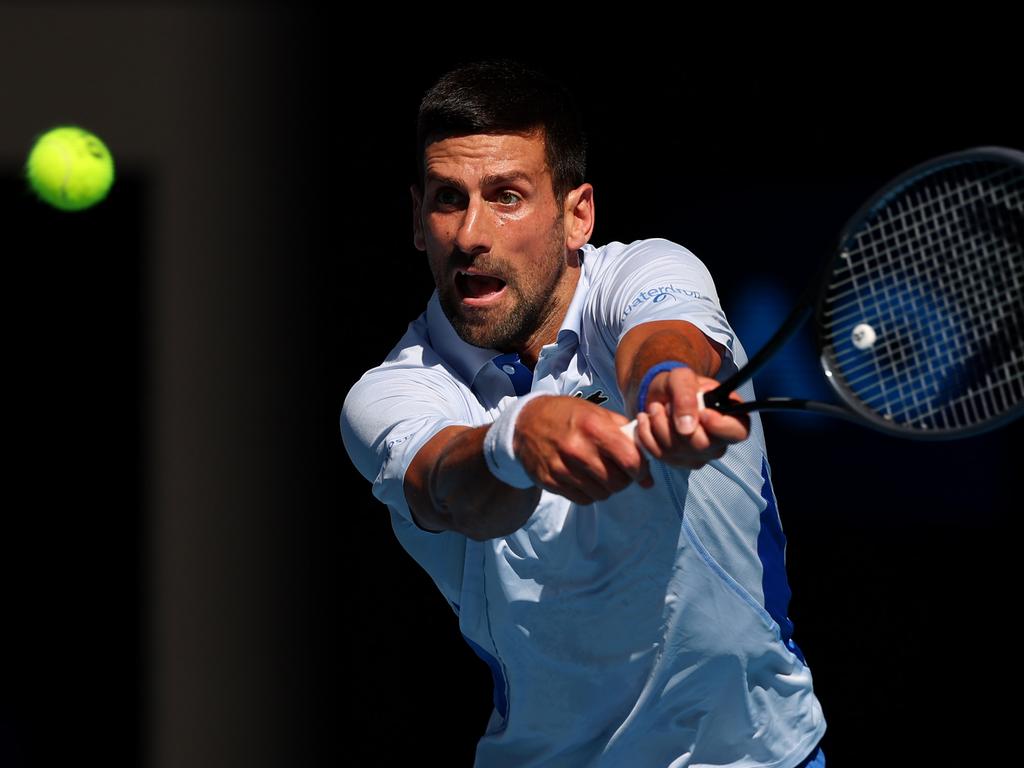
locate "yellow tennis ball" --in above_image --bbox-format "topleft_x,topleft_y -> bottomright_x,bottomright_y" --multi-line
25,126 -> 115,211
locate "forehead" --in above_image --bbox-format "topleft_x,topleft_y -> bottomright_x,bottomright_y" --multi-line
423,132 -> 550,184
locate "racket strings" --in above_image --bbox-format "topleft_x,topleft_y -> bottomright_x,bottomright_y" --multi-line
855,199 -> 1023,427
824,215 -> 1022,378
824,164 -> 1022,310
856,191 -> 1021,425
820,159 -> 1024,430
837,174 -> 1020,421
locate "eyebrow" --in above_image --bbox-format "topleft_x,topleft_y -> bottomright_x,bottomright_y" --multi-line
426,170 -> 535,190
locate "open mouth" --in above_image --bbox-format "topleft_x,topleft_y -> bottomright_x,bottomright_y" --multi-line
455,270 -> 507,304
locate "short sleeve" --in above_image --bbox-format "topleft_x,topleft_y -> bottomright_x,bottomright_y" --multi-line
340,359 -> 476,526
587,238 -> 739,379
592,239 -> 735,352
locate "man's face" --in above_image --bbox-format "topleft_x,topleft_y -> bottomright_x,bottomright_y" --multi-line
412,131 -> 572,351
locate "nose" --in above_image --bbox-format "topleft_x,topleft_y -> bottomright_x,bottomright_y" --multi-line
454,195 -> 491,255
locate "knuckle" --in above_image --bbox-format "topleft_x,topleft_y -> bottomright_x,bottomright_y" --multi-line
577,410 -> 605,437
672,366 -> 697,386
671,366 -> 694,382
561,434 -> 588,461
548,466 -> 571,488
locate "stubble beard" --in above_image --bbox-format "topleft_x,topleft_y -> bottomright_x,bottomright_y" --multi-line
436,226 -> 568,353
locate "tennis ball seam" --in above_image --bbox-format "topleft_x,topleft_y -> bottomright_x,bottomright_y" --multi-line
58,139 -> 72,204
26,126 -> 114,212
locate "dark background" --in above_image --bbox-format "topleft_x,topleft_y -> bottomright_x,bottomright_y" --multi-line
1,6 -> 1018,766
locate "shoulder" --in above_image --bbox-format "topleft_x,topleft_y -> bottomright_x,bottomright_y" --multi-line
340,312 -> 474,476
343,311 -> 471,423
582,238 -> 720,316
584,238 -> 713,288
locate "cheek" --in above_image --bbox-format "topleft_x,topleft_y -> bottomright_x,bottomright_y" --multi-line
421,212 -> 457,241
501,219 -> 553,253
422,220 -> 449,247
425,251 -> 447,278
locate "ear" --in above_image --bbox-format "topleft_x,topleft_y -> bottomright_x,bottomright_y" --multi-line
563,183 -> 595,253
411,184 -> 426,251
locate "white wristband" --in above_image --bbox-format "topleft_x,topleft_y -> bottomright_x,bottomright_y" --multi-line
483,392 -> 547,488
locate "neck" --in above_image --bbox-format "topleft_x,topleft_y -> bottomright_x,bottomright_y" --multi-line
514,266 -> 581,370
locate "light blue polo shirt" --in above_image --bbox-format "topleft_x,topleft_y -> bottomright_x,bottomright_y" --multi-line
341,238 -> 825,767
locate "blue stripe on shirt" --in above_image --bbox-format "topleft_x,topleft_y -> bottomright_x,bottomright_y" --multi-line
757,456 -> 806,663
462,634 -> 509,720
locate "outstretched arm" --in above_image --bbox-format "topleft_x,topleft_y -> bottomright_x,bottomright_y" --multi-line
404,396 -> 652,541
404,424 -> 541,541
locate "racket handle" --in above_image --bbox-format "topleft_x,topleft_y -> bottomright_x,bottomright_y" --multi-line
619,419 -> 653,459
620,390 -> 714,442
699,385 -> 733,412
619,419 -> 638,441
699,388 -> 744,414
624,390 -> 746,422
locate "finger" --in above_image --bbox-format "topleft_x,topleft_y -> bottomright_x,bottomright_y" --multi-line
686,420 -> 712,453
698,407 -> 750,443
549,464 -> 602,504
633,414 -> 658,487
607,410 -> 632,428
668,367 -> 699,436
636,453 -> 653,489
594,451 -> 637,494
601,423 -> 651,487
618,418 -> 656,487
647,401 -> 674,450
536,460 -> 595,506
563,454 -> 626,501
560,487 -> 597,505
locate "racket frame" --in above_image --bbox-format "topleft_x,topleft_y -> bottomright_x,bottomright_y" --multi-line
701,146 -> 1024,440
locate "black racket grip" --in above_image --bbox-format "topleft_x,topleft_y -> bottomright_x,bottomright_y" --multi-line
699,385 -> 739,413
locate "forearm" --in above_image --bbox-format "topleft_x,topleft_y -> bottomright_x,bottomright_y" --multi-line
614,320 -> 749,465
618,321 -> 721,416
408,425 -> 542,541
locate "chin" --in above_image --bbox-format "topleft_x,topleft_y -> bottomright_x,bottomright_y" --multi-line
450,318 -> 503,350
442,288 -> 536,352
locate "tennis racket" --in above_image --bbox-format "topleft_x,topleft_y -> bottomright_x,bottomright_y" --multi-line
623,146 -> 1024,441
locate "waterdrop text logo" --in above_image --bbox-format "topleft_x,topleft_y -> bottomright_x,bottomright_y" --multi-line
622,284 -> 701,319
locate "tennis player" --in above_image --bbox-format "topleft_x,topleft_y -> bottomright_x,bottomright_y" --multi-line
341,60 -> 826,767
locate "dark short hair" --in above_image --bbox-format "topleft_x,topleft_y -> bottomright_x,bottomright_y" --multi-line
415,60 -> 587,206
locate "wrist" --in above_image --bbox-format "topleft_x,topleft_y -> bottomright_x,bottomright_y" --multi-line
483,393 -> 547,488
636,361 -> 689,414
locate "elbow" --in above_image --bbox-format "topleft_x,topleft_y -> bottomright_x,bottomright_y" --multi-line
448,487 -> 541,542
427,433 -> 541,540
425,476 -> 492,541
454,519 -> 493,542
449,511 -> 501,542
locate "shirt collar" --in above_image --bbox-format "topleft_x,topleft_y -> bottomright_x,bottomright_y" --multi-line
425,249 -> 594,386
426,292 -> 498,386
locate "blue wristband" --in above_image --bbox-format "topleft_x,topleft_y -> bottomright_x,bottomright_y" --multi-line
636,361 -> 689,414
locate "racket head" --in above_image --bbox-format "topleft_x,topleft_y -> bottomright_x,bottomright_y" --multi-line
815,147 -> 1024,439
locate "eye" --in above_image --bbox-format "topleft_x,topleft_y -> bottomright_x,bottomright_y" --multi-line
496,190 -> 522,205
434,188 -> 463,208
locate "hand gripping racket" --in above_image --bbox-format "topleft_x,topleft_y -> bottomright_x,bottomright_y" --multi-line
624,146 -> 1024,441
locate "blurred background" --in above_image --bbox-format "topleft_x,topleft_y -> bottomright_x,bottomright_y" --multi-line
1,5 -> 1018,766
